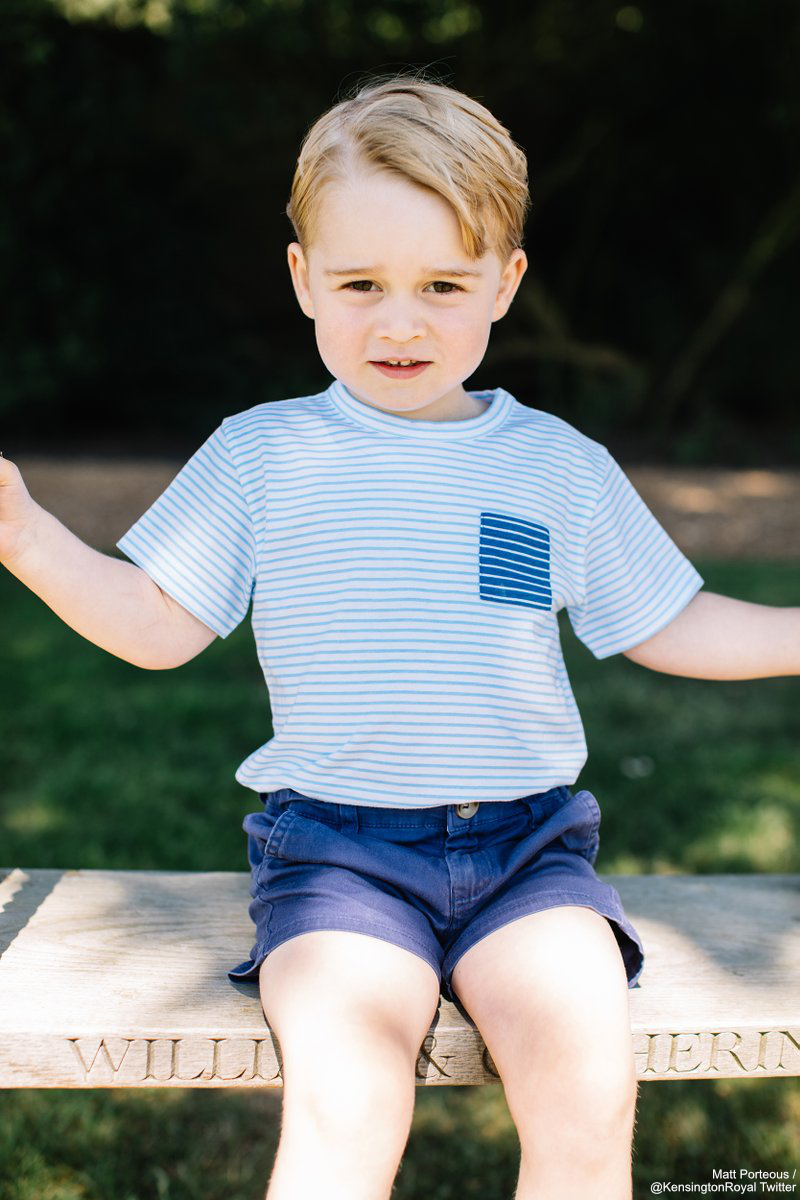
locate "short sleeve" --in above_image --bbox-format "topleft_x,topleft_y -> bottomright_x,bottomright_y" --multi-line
566,454 -> 704,659
116,423 -> 257,639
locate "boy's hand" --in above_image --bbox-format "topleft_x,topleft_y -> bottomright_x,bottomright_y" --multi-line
0,454 -> 39,568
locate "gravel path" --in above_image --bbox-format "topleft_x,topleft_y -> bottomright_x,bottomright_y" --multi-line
13,456 -> 800,560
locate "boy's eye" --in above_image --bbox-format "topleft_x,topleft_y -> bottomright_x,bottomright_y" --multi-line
341,280 -> 463,294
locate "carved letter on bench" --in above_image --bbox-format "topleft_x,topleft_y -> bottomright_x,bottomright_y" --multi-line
67,1037 -> 284,1085
633,1030 -> 800,1079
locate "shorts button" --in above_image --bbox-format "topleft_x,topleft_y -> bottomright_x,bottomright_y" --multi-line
456,801 -> 480,819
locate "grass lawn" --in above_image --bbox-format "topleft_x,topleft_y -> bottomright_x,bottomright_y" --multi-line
1,558 -> 799,1199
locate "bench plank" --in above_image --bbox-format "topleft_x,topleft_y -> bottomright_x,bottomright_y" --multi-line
0,868 -> 798,1087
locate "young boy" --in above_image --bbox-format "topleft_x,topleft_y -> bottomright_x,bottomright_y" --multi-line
1,73 -> 798,1200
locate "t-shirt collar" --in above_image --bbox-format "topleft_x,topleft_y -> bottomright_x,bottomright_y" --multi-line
327,378 -> 514,440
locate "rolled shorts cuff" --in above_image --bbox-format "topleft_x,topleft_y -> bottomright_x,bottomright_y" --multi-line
227,920 -> 443,988
439,887 -> 645,1006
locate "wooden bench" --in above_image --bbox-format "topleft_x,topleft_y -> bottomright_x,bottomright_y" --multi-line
1,868 -> 798,1088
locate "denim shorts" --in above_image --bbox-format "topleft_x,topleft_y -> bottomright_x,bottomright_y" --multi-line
227,785 -> 645,1015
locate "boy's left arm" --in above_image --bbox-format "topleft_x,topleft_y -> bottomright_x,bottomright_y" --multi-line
623,591 -> 800,679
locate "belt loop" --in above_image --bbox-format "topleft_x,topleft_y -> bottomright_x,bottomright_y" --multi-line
340,803 -> 359,834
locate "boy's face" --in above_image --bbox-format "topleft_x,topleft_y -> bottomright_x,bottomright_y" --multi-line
287,169 -> 527,421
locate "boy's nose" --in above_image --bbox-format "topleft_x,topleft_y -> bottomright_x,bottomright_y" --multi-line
374,304 -> 427,343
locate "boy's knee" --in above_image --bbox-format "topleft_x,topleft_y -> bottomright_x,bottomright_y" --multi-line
280,1031 -> 417,1145
506,1035 -> 638,1147
560,1036 -> 638,1118
581,1057 -> 638,1130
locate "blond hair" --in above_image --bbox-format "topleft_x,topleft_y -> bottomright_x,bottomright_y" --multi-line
286,71 -> 531,265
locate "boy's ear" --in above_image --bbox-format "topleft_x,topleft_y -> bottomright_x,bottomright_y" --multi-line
287,243 -> 315,319
491,248 -> 528,322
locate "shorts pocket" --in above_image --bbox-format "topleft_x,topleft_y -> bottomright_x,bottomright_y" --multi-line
523,787 -> 601,865
255,809 -> 443,904
243,807 -> 298,889
558,789 -> 601,864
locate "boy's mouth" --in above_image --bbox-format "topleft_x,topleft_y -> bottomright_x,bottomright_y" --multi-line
370,360 -> 431,379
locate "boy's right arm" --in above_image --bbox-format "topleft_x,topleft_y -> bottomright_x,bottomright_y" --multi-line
0,456 -> 218,669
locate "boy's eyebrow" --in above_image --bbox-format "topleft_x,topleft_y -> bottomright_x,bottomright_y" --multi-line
324,265 -> 484,278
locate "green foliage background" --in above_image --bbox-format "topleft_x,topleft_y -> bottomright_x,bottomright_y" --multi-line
2,0 -> 800,462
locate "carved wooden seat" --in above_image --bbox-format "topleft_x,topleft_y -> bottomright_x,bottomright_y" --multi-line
1,868 -> 798,1087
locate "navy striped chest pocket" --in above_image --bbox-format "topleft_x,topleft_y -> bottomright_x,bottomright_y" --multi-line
478,511 -> 553,612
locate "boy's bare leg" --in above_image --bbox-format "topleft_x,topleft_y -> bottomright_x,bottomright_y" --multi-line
258,929 -> 441,1200
450,905 -> 638,1200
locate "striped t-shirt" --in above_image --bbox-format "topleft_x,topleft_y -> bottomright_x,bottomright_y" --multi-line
116,379 -> 703,807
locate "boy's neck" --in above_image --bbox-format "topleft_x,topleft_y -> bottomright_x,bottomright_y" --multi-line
351,387 -> 491,423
